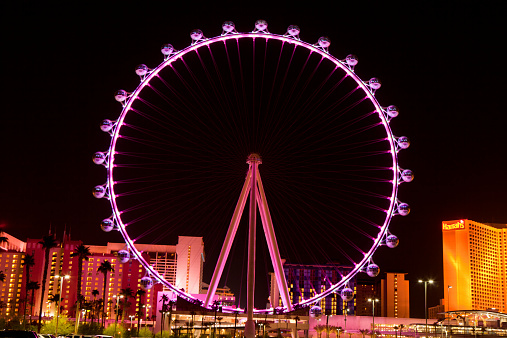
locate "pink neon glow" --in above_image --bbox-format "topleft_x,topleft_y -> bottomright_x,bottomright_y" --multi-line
105,31 -> 400,311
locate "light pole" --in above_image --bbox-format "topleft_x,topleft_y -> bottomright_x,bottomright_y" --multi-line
368,298 -> 379,337
447,285 -> 452,330
55,274 -> 70,337
129,315 -> 135,331
418,279 -> 434,336
343,307 -> 349,332
113,294 -> 124,338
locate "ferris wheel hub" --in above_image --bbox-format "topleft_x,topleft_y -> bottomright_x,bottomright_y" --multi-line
247,153 -> 262,164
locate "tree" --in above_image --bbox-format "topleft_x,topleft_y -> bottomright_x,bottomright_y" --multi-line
314,325 -> 325,338
91,289 -> 99,324
398,324 -> 405,337
27,281 -> 40,321
136,289 -> 146,335
167,299 -> 176,335
359,329 -> 368,338
159,294 -> 169,334
41,313 -> 74,335
0,271 -> 5,282
70,244 -> 91,321
22,254 -> 35,327
97,260 -> 114,326
38,234 -> 59,331
120,287 -> 134,321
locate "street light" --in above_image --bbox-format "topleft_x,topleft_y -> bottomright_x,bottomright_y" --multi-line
368,298 -> 379,337
129,315 -> 135,331
113,294 -> 124,338
55,274 -> 70,337
418,279 -> 434,336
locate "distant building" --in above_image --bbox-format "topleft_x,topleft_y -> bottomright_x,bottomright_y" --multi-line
269,262 -> 355,315
442,219 -> 507,311
355,278 -> 380,316
428,299 -> 445,320
380,272 -> 410,318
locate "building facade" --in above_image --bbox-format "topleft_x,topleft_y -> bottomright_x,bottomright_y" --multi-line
270,263 -> 355,315
15,233 -> 204,322
380,272 -> 410,318
442,219 -> 507,311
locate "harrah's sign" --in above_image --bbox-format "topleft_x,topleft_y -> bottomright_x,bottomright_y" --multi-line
443,220 -> 465,230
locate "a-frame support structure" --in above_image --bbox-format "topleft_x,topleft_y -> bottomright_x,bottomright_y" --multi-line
203,154 -> 292,338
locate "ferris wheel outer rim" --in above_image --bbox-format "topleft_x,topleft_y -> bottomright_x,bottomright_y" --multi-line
104,30 -> 401,310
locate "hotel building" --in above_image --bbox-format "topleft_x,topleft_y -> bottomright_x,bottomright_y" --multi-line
380,272 -> 409,318
18,233 -> 204,320
270,263 -> 355,315
442,219 -> 507,311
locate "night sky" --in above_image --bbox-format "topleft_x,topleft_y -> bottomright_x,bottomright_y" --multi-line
1,1 -> 506,318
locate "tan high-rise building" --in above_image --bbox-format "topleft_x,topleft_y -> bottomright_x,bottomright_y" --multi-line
380,272 -> 410,318
442,219 -> 507,311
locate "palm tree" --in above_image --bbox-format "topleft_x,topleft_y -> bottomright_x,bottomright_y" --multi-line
22,254 -> 35,327
70,244 -> 91,320
167,299 -> 176,335
398,324 -> 405,337
120,287 -> 134,321
97,260 -> 114,326
91,289 -> 99,324
159,294 -> 169,334
136,289 -> 146,335
359,329 -> 368,338
27,281 -> 40,321
0,270 -> 5,282
37,234 -> 59,331
315,325 -> 326,338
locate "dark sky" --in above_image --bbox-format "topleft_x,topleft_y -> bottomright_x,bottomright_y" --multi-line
1,1 -> 506,318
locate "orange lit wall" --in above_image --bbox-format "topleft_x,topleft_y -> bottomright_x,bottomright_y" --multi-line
442,219 -> 507,312
380,272 -> 409,318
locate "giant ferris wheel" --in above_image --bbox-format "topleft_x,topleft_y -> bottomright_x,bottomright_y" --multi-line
93,20 -> 412,331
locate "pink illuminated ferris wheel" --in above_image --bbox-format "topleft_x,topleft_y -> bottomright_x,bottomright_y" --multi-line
93,20 -> 412,320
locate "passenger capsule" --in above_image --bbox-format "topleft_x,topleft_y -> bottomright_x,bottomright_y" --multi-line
386,105 -> 399,118
161,44 -> 174,56
101,218 -> 115,232
255,20 -> 268,31
340,287 -> 354,302
140,276 -> 154,290
366,263 -> 380,277
100,119 -> 114,132
369,78 -> 381,90
398,203 -> 410,216
190,29 -> 203,41
93,152 -> 106,165
397,136 -> 410,149
345,54 -> 358,66
222,21 -> 235,32
135,64 -> 149,76
118,250 -> 130,263
287,25 -> 300,36
93,185 -> 106,199
386,234 -> 399,248
114,90 -> 128,102
318,36 -> 331,48
401,169 -> 414,182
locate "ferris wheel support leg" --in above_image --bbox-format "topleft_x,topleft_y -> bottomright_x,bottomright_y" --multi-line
256,174 -> 293,312
245,156 -> 260,338
204,170 -> 252,308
